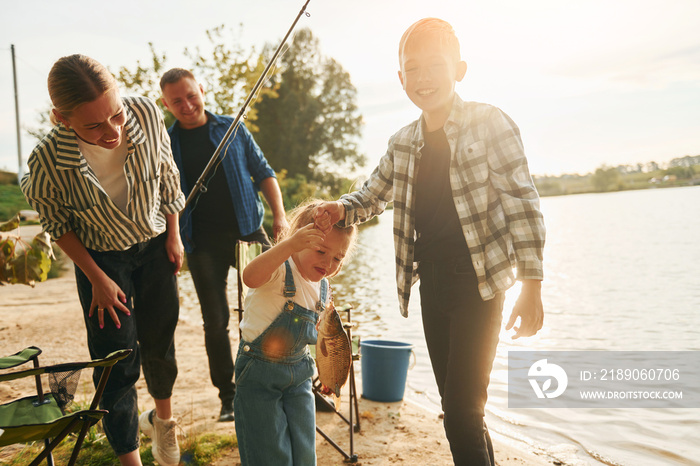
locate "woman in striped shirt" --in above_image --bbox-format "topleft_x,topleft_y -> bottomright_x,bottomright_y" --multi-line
21,54 -> 184,466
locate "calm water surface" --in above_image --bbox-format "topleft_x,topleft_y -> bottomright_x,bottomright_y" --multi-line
181,186 -> 700,466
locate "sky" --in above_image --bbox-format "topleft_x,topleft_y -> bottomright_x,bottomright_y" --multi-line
1,0 -> 699,178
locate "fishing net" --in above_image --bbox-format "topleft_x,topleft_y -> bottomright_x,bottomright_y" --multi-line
47,368 -> 82,409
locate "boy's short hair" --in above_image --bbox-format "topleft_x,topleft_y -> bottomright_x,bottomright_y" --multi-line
160,68 -> 196,91
398,18 -> 461,65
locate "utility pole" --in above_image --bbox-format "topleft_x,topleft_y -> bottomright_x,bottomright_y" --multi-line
11,44 -> 23,182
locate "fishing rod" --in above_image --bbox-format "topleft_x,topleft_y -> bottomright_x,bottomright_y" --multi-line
184,0 -> 312,208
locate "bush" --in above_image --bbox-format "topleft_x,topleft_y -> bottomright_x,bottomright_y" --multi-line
0,170 -> 18,185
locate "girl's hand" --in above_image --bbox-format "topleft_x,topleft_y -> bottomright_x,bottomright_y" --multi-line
89,274 -> 130,329
287,223 -> 325,252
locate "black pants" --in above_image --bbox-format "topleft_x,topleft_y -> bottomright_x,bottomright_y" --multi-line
418,255 -> 504,466
75,233 -> 179,456
186,226 -> 271,403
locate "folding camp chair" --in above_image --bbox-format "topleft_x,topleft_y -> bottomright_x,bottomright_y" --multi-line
233,240 -> 263,338
0,346 -> 131,466
313,304 -> 361,463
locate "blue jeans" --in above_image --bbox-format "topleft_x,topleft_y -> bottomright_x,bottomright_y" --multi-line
234,261 -> 327,465
186,227 -> 270,403
418,255 -> 504,466
74,233 -> 179,456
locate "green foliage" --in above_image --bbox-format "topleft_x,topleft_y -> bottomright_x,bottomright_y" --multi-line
0,170 -> 18,185
533,178 -> 564,196
117,25 -> 274,133
0,216 -> 54,286
114,25 -> 364,186
591,165 -> 623,192
182,25 -> 276,132
116,42 -> 175,128
4,426 -> 236,465
277,170 -> 321,208
0,185 -> 32,221
664,165 -> 694,179
254,28 -> 366,179
534,156 -> 700,197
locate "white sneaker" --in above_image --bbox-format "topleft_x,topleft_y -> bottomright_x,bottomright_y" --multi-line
139,409 -> 180,465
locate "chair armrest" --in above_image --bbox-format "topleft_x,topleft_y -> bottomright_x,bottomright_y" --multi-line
0,349 -> 132,383
0,347 -> 42,370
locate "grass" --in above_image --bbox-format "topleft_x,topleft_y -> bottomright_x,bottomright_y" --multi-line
2,420 -> 237,466
0,185 -> 31,222
0,368 -> 237,465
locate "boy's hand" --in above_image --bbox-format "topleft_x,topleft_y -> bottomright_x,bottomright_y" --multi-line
288,223 -> 325,252
505,280 -> 544,339
313,201 -> 345,234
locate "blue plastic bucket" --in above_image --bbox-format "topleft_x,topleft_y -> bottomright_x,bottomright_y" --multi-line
360,339 -> 414,402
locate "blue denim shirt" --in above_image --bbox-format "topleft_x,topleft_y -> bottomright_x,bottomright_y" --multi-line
169,111 -> 276,252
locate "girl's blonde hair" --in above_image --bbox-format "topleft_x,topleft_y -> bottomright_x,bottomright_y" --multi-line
47,54 -> 119,125
282,199 -> 359,262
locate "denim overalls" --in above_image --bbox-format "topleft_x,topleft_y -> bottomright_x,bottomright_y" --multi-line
233,260 -> 328,466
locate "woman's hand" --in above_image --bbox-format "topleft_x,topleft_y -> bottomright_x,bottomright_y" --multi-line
165,213 -> 184,274
165,229 -> 185,274
56,231 -> 131,329
89,273 -> 130,329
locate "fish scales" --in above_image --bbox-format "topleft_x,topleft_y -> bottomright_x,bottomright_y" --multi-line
316,303 -> 352,397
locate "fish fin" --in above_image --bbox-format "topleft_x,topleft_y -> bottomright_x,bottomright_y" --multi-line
319,338 -> 329,357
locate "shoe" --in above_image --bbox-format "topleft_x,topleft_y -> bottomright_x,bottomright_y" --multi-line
139,409 -> 180,465
218,400 -> 234,422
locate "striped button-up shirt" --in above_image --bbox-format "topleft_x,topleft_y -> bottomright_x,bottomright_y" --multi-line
340,94 -> 546,317
21,96 -> 185,252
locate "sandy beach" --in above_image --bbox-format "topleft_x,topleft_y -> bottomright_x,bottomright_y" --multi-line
0,228 -> 555,465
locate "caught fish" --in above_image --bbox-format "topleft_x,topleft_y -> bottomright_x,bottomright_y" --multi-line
316,301 -> 352,399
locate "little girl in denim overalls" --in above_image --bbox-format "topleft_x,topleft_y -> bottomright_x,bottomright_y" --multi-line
234,200 -> 357,465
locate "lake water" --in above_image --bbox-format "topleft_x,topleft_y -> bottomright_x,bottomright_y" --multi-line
180,185 -> 700,466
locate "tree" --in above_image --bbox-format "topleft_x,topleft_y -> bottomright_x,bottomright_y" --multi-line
117,26 -> 274,131
591,165 -> 622,192
253,28 -> 365,181
179,25 -> 277,132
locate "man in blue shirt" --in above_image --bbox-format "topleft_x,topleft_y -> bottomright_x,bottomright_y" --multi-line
160,68 -> 287,422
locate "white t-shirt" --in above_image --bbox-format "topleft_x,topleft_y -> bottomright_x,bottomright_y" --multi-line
78,136 -> 129,213
240,258 -> 329,342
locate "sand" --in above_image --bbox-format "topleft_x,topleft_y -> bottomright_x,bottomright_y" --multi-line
0,228 -> 555,465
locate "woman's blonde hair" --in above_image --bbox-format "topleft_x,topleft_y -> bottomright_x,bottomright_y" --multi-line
282,199 -> 359,263
47,54 -> 118,125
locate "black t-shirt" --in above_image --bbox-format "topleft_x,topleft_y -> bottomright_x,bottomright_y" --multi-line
413,127 -> 470,261
179,122 -> 240,244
